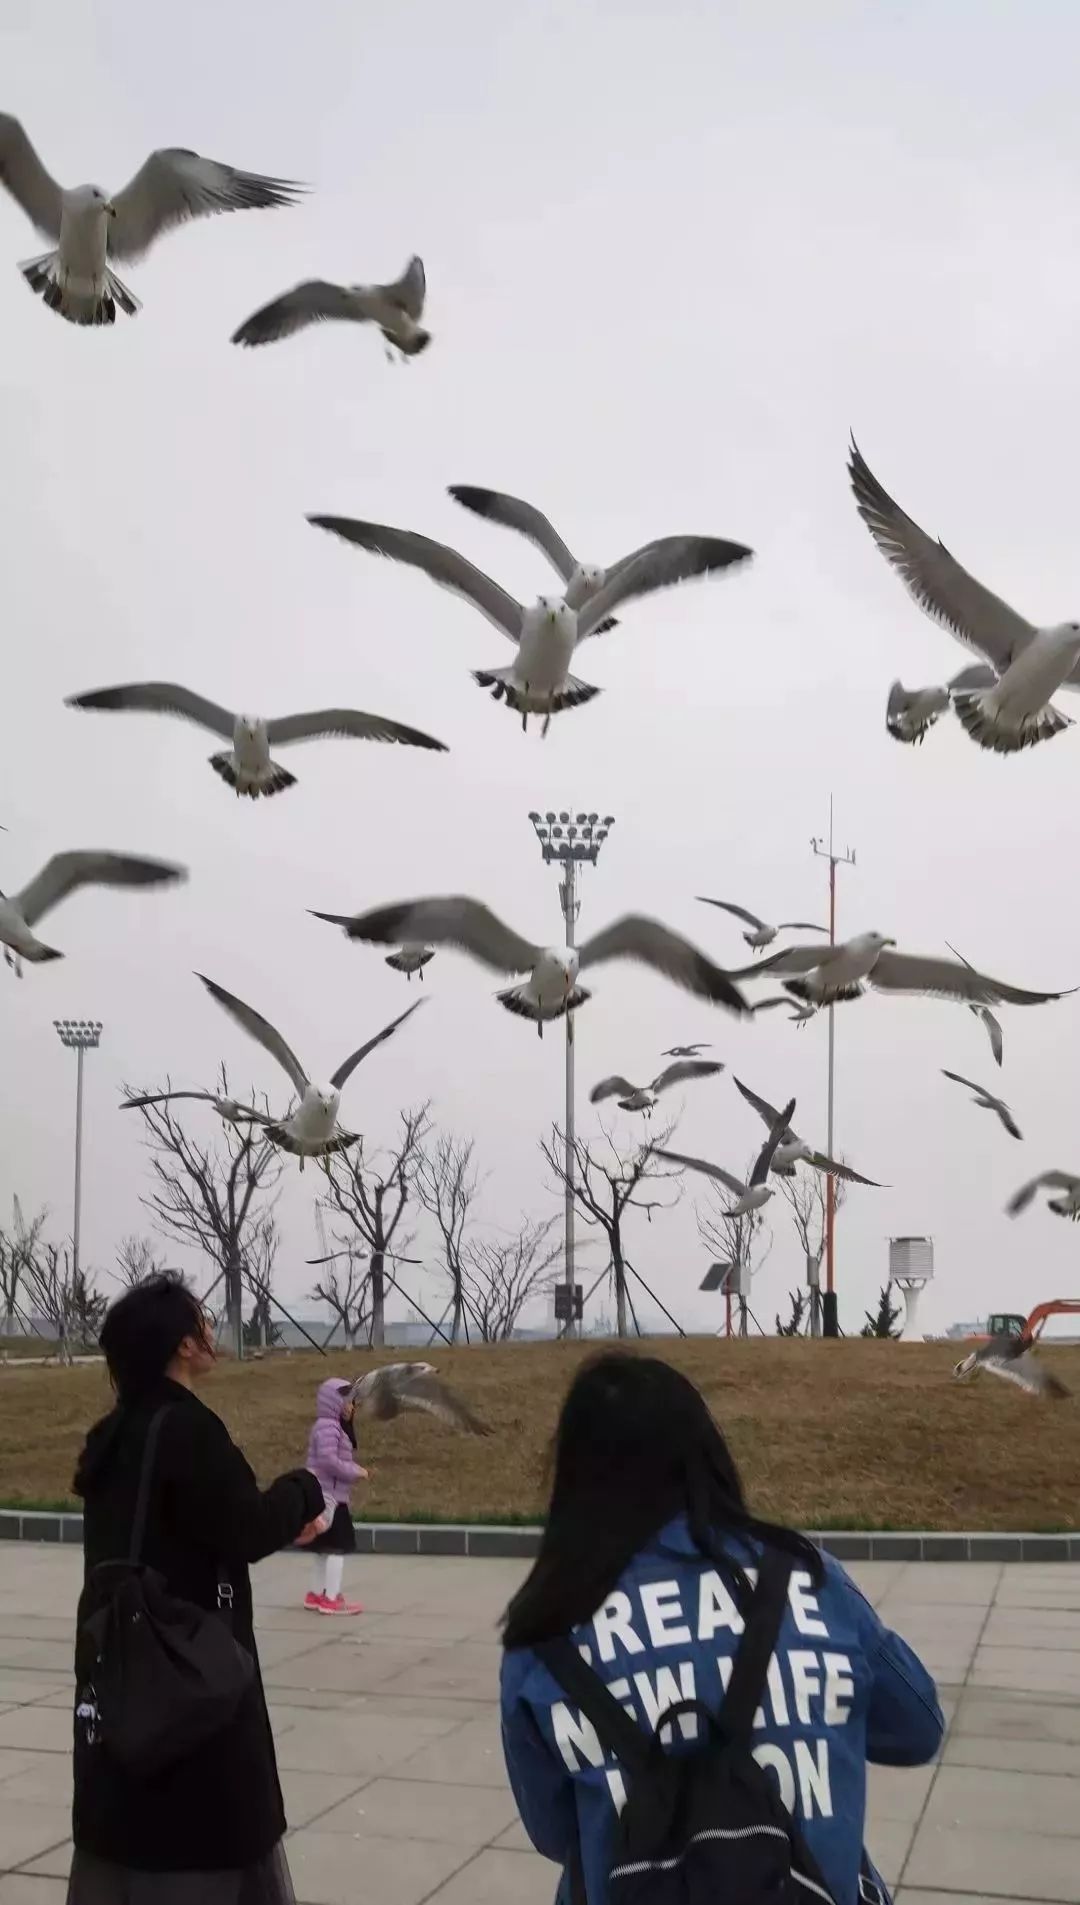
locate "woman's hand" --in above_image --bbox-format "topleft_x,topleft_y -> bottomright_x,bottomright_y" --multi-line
295,1516 -> 328,1547
357,1466 -> 370,1481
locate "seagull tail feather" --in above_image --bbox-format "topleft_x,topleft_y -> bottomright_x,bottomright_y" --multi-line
783,977 -> 864,1005
19,252 -> 139,326
952,692 -> 1072,753
209,753 -> 297,799
496,983 -> 591,1023
471,667 -> 601,718
19,941 -> 62,964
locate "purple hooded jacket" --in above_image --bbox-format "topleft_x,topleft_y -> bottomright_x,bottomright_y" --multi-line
306,1378 -> 364,1505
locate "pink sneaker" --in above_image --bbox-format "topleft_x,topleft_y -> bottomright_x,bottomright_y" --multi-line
303,1591 -> 327,1612
319,1594 -> 363,1617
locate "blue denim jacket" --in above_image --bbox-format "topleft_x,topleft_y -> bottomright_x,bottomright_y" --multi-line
501,1519 -> 943,1905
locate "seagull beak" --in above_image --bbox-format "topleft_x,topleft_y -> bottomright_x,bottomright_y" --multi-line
105,202 -> 117,219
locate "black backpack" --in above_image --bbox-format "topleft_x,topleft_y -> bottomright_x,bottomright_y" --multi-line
77,1404 -> 255,1780
537,1549 -> 839,1905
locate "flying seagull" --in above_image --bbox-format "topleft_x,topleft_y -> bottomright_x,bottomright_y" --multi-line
652,1097 -> 797,1217
65,681 -> 446,797
941,1069 -> 1022,1141
308,514 -> 753,734
348,1362 -> 489,1435
729,931 -> 1070,1010
662,1042 -> 711,1058
0,115 -> 300,325
953,1334 -> 1068,1400
311,895 -> 750,1039
233,255 -> 429,357
448,485 -> 752,637
0,850 -> 186,975
753,994 -> 817,1027
697,897 -> 826,952
886,665 -> 997,744
945,942 -> 1004,1067
120,1088 -> 270,1128
849,438 -> 1080,752
385,945 -> 435,982
589,1059 -> 724,1116
197,975 -> 423,1170
733,1077 -> 883,1183
1008,1171 -> 1080,1221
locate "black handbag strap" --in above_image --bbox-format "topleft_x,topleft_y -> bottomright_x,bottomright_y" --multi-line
721,1549 -> 794,1745
535,1637 -> 653,1777
129,1405 -> 171,1565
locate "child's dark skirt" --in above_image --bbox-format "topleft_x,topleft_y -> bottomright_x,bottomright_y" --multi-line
308,1502 -> 356,1555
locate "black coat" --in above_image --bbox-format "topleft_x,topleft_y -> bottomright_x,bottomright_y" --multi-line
73,1378 -> 322,1872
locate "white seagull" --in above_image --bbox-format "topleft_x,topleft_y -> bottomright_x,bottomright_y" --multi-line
941,1070 -> 1022,1141
233,255 -> 429,358
733,1077 -> 884,1183
945,942 -> 1004,1067
348,1362 -> 489,1434
307,514 -> 753,734
729,931 -> 1070,1011
697,897 -> 827,952
197,976 -> 423,1170
448,485 -> 751,637
66,680 -> 446,798
384,944 -> 436,982
1008,1171 -> 1080,1222
662,1042 -> 711,1058
886,665 -> 997,744
311,895 -> 750,1039
0,850 -> 186,974
850,439 -> 1080,753
652,1097 -> 797,1217
589,1059 -> 724,1116
0,116 -> 300,325
120,1087 -> 270,1128
953,1333 -> 1068,1400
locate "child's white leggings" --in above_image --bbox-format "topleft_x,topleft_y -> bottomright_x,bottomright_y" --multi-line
312,1554 -> 345,1601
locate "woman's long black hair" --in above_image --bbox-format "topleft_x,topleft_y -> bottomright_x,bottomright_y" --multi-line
73,1273 -> 207,1496
502,1352 -> 823,1650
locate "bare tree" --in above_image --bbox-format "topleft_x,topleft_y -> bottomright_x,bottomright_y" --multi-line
778,1169 -> 847,1266
0,1199 -> 44,1336
541,1122 -> 681,1337
21,1239 -> 106,1359
696,1158 -> 775,1337
124,1067 -> 283,1355
308,1250 -> 370,1349
775,1288 -> 808,1337
465,1218 -> 560,1341
243,1216 -> 282,1350
416,1132 -> 483,1342
318,1104 -> 431,1346
115,1233 -> 167,1289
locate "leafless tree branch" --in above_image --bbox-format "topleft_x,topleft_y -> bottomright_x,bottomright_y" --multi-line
318,1103 -> 431,1346
540,1120 -> 681,1336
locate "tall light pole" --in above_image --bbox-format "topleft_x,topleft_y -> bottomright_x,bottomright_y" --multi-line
529,810 -> 615,1337
811,801 -> 855,1339
53,1020 -> 102,1286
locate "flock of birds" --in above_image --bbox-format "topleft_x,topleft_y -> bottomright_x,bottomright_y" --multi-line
0,116 -> 1074,1401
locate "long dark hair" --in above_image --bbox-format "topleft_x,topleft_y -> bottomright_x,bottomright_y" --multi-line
502,1352 -> 823,1650
98,1272 -> 206,1405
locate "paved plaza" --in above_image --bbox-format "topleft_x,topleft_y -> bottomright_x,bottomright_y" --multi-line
0,1548 -> 1077,1903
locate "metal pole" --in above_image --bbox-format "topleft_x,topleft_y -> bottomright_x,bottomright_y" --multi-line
72,1043 -> 85,1282
562,857 -> 577,1336
811,799 -> 855,1339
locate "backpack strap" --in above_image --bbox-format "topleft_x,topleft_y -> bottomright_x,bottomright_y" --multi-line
128,1405 -> 172,1566
720,1549 -> 794,1746
535,1637 -> 653,1777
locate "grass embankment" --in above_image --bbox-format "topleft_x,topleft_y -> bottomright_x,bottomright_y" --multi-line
0,1339 -> 1074,1531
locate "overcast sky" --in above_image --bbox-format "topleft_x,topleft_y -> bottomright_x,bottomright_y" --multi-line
3,0 -> 1078,1341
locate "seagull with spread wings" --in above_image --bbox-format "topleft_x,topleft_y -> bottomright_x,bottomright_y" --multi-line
121,1087 -> 270,1128
945,943 -> 1004,1067
66,680 -> 446,798
953,1334 -> 1068,1400
233,255 -> 429,358
1008,1171 -> 1080,1221
850,438 -> 1080,752
311,895 -> 749,1039
728,930 -> 1070,1011
197,976 -> 423,1170
652,1097 -> 797,1217
0,850 -> 186,975
349,1362 -> 489,1435
662,1042 -> 711,1058
733,1077 -> 884,1183
941,1070 -> 1022,1141
697,896 -> 826,952
0,115 -> 300,325
308,513 -> 752,734
589,1059 -> 724,1116
885,665 -> 997,744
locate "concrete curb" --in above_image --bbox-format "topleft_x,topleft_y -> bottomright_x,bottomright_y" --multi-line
1,1511 -> 1076,1562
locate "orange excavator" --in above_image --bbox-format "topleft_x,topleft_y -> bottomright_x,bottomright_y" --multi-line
961,1300 -> 1080,1348
953,1300 -> 1080,1394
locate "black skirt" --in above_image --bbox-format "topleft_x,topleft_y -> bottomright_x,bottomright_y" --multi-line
67,1842 -> 295,1905
307,1501 -> 356,1554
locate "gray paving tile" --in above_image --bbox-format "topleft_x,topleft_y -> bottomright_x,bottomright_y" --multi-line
0,1712 -> 68,1755
866,1762 -> 937,1823
285,1828 -> 468,1905
0,1758 -> 70,1806
954,1693 -> 1080,1744
314,1776 -> 517,1844
971,1648 -> 1080,1696
922,1763 -> 1080,1835
275,1709 -> 459,1777
982,1609 -> 1080,1650
944,1733 -> 1080,1776
905,1821 -> 1080,1900
425,1847 -> 559,1905
887,1562 -> 1003,1604
0,1799 -> 71,1869
7,1844 -> 70,1881
863,1819 -> 914,1888
395,1717 -> 505,1788
266,1642 -> 421,1693
493,1820 -> 532,1852
280,1767 -> 367,1830
897,1895 -> 1016,1905
0,1879 -> 68,1903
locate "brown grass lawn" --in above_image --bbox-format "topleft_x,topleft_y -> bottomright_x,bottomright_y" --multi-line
0,1339 -> 1075,1531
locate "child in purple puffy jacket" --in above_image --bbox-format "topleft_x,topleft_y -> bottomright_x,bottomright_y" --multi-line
303,1378 -> 369,1615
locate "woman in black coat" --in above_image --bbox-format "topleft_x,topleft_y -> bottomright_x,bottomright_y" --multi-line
69,1274 -> 325,1905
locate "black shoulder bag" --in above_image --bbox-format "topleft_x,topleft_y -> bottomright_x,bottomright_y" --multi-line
79,1404 -> 255,1780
